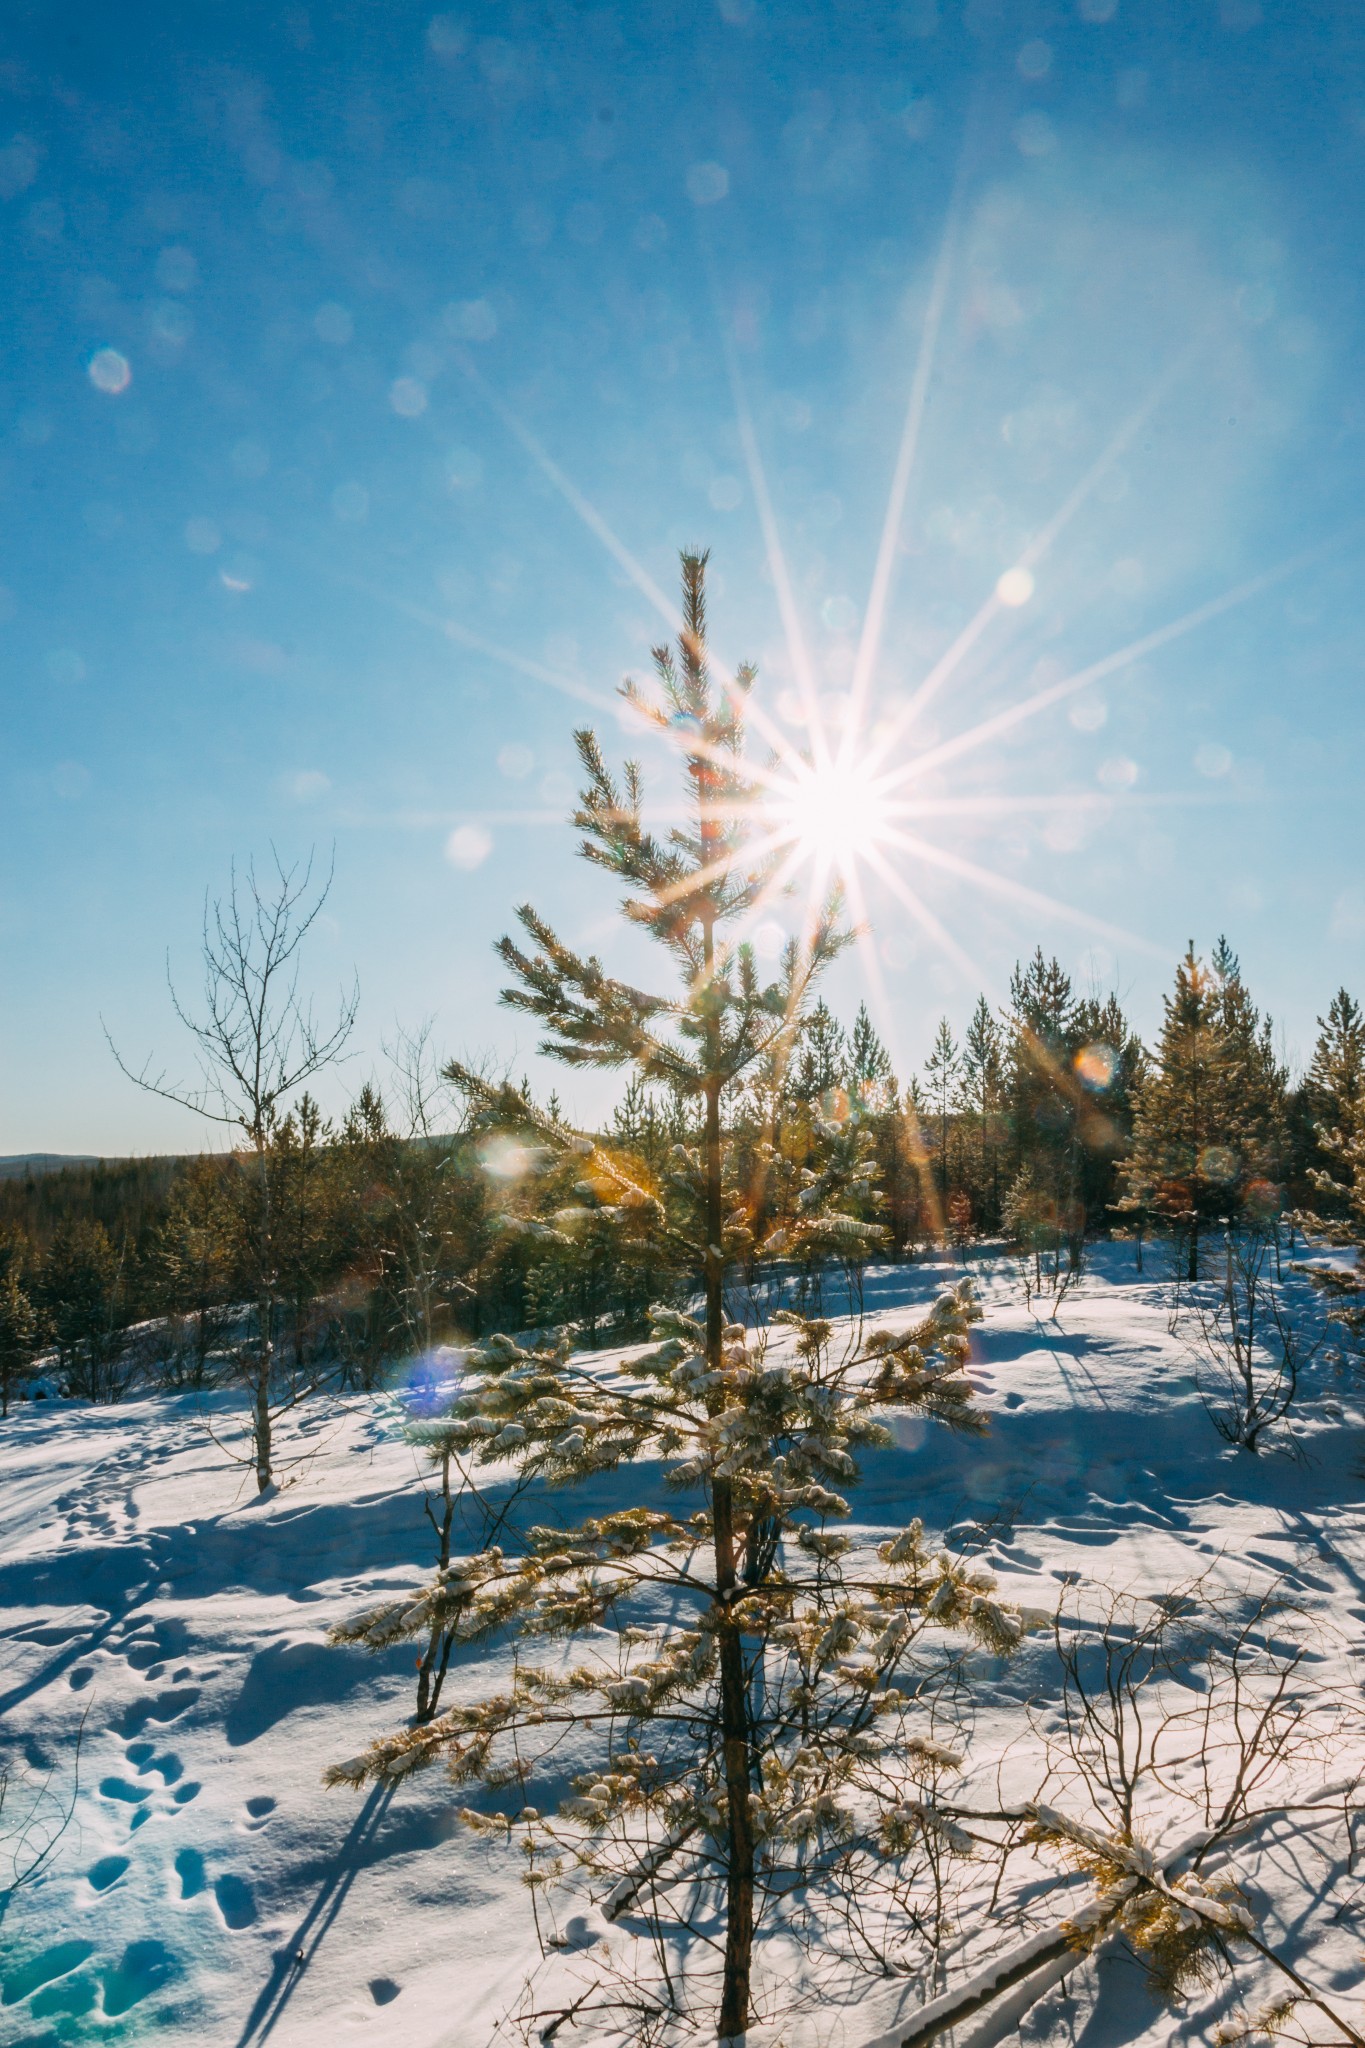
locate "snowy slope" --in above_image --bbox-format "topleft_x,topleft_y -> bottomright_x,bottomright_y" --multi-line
1,1248 -> 1362,2048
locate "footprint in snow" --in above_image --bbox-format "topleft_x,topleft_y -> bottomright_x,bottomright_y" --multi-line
87,1854 -> 130,1892
100,1939 -> 177,2018
100,1776 -> 152,1805
244,1795 -> 276,1828
175,1846 -> 206,1899
115,1685 -> 199,1740
370,1978 -> 401,2005
1,1939 -> 96,2008
126,1742 -> 184,1785
214,1874 -> 258,1929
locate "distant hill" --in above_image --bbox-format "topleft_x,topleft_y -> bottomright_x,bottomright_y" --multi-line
0,1154 -> 104,1179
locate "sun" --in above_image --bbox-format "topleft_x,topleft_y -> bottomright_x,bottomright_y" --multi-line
768,753 -> 892,870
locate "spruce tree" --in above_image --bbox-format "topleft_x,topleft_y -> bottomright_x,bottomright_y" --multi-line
329,555 -> 1026,2041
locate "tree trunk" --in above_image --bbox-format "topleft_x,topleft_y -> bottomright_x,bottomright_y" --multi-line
417,1449 -> 457,1722
254,1330 -> 273,1493
715,1525 -> 755,2044
699,857 -> 755,2039
1187,1216 -> 1199,1284
255,1134 -> 275,1493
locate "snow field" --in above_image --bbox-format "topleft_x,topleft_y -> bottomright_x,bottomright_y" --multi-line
0,1247 -> 1361,2047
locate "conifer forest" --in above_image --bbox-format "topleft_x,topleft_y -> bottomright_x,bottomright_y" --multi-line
5,6 -> 1365,2048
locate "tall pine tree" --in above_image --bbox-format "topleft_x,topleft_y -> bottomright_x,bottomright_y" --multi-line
331,556 -> 1024,2041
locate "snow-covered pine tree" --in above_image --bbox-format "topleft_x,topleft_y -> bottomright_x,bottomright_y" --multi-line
328,554 -> 1028,2042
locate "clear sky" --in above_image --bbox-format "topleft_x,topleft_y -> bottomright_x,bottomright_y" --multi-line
3,0 -> 1364,1155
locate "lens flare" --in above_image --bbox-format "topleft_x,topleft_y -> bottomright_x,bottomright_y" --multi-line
770,755 -> 890,867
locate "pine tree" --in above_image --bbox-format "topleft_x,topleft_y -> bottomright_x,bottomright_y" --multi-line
765,1103 -> 888,1316
923,1018 -> 961,1208
1306,988 -> 1365,1122
791,999 -> 847,1105
330,555 -> 1027,2041
273,1092 -> 338,1378
1002,1161 -> 1061,1297
39,1219 -> 124,1401
848,1001 -> 893,1107
0,1263 -> 35,1417
1121,942 -> 1283,1280
155,1155 -> 241,1387
1209,939 -> 1289,1207
1005,952 -> 1079,1217
1297,989 -> 1365,1345
1070,990 -> 1148,1239
958,996 -> 1004,1232
1300,989 -> 1365,1221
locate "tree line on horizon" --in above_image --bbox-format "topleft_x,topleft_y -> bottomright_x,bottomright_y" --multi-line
0,930 -> 1361,1417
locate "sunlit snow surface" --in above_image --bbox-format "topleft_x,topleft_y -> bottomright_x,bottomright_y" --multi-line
1,1249 -> 1362,2046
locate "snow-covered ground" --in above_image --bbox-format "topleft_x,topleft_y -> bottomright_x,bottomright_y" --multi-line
1,1247 -> 1362,2047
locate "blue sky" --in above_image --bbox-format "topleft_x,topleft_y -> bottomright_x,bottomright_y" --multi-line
2,0 -> 1364,1153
